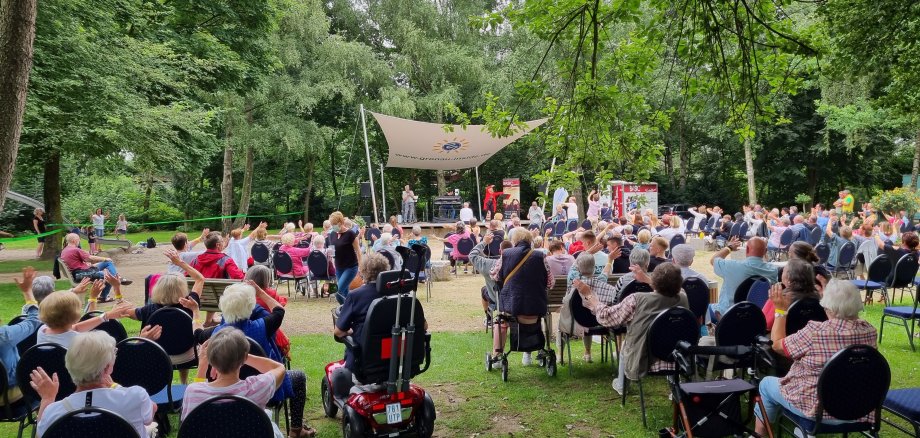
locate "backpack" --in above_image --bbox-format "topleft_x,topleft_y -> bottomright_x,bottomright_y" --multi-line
146,237 -> 157,249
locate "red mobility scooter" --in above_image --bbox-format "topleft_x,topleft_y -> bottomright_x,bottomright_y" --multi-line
321,245 -> 435,437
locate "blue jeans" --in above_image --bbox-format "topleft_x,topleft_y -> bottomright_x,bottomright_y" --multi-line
756,376 -> 847,426
74,260 -> 119,300
95,227 -> 104,238
335,265 -> 359,304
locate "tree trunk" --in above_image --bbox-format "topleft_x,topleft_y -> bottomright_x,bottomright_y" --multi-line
329,144 -> 339,201
232,144 -> 254,229
303,159 -> 315,222
743,135 -> 757,205
220,128 -> 234,234
663,142 -> 673,187
0,0 -> 37,211
436,170 -> 446,195
678,118 -> 688,191
141,173 -> 152,222
910,131 -> 920,191
41,151 -> 62,260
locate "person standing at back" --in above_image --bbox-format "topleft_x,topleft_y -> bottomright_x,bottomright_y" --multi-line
401,185 -> 417,224
328,212 -> 361,304
33,207 -> 46,258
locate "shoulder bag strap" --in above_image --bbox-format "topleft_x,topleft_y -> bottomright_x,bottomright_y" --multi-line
503,250 -> 534,285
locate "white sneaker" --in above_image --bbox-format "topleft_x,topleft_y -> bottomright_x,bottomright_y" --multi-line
521,352 -> 532,366
611,377 -> 624,396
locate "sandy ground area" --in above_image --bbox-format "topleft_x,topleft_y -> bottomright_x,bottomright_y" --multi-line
0,237 -> 723,336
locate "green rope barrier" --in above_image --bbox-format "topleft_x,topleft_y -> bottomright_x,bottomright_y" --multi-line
46,210 -> 305,228
0,229 -> 64,243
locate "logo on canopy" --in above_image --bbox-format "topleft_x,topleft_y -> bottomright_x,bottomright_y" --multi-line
433,138 -> 470,154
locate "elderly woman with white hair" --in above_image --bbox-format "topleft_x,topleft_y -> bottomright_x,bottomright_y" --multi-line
610,248 -> 651,303
754,280 -> 877,435
277,232 -> 312,281
655,215 -> 685,241
375,233 -> 403,271
559,253 -> 618,363
670,244 -> 709,283
210,282 -> 314,437
31,331 -> 158,437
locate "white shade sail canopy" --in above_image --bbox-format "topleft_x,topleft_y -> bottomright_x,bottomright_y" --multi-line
369,111 -> 548,170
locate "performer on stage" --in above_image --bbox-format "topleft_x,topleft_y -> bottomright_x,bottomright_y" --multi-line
401,185 -> 417,223
483,184 -> 503,215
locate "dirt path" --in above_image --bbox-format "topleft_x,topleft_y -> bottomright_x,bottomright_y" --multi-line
0,239 -> 722,336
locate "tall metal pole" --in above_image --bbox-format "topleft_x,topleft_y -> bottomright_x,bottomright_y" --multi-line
360,105 -> 379,224
380,163 -> 387,220
475,167 -> 482,221
541,157 -> 556,213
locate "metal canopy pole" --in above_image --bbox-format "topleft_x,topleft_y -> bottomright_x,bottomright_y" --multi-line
475,167 -> 482,221
360,104 -> 379,224
380,163 -> 387,220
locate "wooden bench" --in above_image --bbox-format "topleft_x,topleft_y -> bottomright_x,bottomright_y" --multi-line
187,278 -> 241,313
57,258 -> 79,287
96,238 -> 132,252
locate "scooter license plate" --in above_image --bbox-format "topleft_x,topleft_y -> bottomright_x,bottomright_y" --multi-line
385,402 -> 403,424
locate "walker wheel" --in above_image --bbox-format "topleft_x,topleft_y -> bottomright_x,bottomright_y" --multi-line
485,352 -> 493,372
500,358 -> 509,382
546,350 -> 557,377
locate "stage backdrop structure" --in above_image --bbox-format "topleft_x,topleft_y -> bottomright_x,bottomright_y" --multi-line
360,105 -> 548,223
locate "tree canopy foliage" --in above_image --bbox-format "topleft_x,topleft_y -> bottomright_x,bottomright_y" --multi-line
2,0 -> 919,242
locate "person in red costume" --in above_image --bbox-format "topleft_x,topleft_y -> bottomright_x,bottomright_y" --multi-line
483,184 -> 504,214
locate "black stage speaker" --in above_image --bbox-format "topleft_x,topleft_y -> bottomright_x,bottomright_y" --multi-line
360,182 -> 372,198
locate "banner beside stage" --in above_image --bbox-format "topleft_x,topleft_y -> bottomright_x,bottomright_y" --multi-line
611,182 -> 658,218
502,178 -> 521,216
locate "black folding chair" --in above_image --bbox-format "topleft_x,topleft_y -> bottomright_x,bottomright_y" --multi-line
733,275 -> 770,308
6,315 -> 38,357
42,407 -> 140,438
0,361 -> 37,438
541,222 -> 554,238
177,395 -> 275,438
879,281 -> 920,352
668,235 -> 685,258
250,242 -> 270,266
580,219 -> 592,230
79,311 -> 127,343
485,236 -> 503,257
745,277 -> 771,308
738,222 -> 750,240
16,343 -> 76,403
627,307 -> 698,428
851,254 -> 892,305
815,243 -> 830,266
377,250 -> 396,270
305,250 -> 333,298
441,232 -> 454,260
566,219 -> 578,232
681,277 -> 710,325
454,237 -> 476,275
883,384 -> 920,437
683,217 -> 696,238
778,345 -> 890,437
273,250 -> 306,297
888,253 -> 919,303
553,221 -> 567,238
699,302 -> 767,379
112,337 -> 185,434
808,226 -> 822,246
785,298 -> 828,336
145,307 -> 198,373
560,292 -> 613,376
828,241 -> 856,279
729,222 -> 741,238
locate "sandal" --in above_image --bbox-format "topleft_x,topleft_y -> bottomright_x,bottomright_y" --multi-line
288,426 -> 317,437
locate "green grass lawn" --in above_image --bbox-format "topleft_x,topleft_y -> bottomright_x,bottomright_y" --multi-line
0,279 -> 916,436
1,230 -> 188,251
